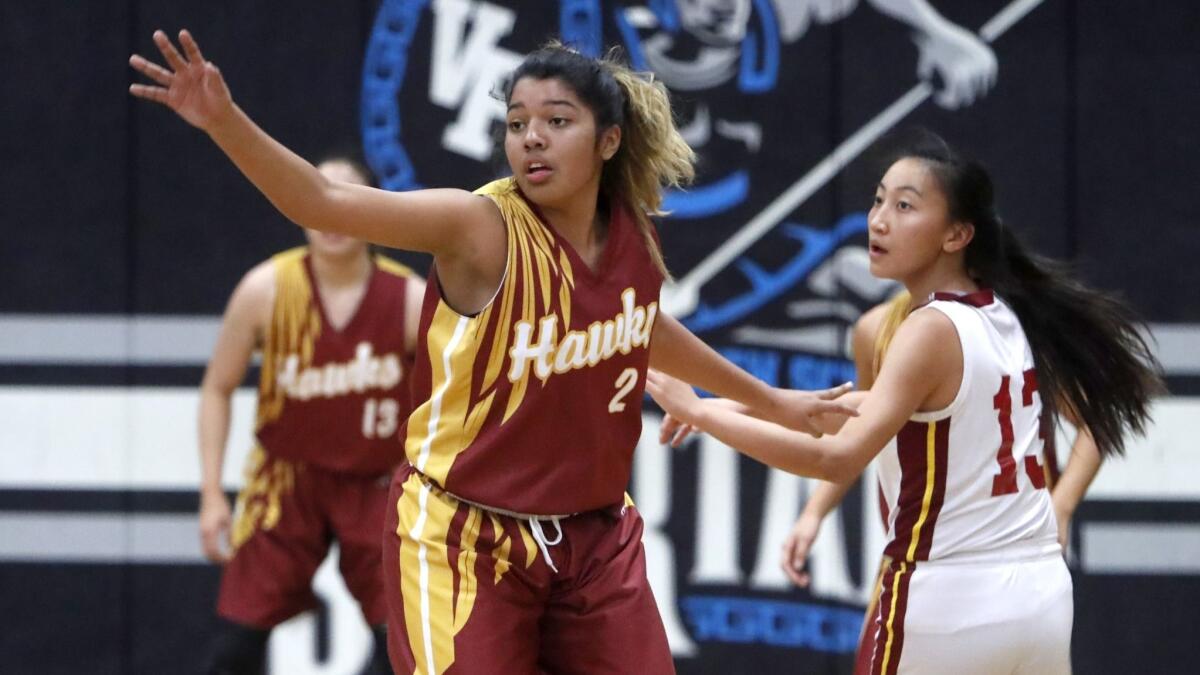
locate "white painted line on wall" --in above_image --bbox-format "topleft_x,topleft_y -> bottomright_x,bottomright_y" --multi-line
1082,523 -> 1200,575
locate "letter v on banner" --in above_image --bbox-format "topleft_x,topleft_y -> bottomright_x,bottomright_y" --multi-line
429,0 -> 522,159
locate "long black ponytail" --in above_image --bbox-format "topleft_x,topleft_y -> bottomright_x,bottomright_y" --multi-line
897,134 -> 1163,457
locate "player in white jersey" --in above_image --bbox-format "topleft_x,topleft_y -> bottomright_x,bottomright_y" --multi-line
648,132 -> 1162,674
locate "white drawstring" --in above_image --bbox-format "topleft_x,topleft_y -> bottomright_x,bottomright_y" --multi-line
528,516 -> 564,573
413,472 -> 572,574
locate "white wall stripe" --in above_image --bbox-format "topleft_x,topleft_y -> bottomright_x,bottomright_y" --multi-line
3,314 -> 1196,375
0,315 -> 221,365
3,388 -> 1196,500
0,387 -> 256,489
1081,523 -> 1200,575
0,512 -> 204,563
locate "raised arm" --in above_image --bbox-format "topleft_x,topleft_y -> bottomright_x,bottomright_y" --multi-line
128,31 -> 501,262
197,261 -> 272,563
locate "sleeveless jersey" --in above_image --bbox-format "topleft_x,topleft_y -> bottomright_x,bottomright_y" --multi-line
876,290 -> 1059,564
402,178 -> 663,515
255,247 -> 415,475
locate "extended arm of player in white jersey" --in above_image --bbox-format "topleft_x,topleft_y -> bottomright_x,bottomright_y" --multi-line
647,308 -> 954,482
649,313 -> 858,437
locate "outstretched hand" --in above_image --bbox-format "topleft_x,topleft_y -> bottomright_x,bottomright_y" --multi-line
768,382 -> 859,436
129,30 -> 233,131
659,412 -> 700,447
646,369 -> 705,429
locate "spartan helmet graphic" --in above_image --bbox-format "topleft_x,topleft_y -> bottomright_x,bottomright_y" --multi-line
676,0 -> 753,45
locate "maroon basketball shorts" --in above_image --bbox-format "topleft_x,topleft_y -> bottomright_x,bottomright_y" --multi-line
382,464 -> 675,674
217,447 -> 391,628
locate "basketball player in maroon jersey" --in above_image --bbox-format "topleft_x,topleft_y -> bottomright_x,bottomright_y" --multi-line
131,31 -> 856,673
197,158 -> 424,673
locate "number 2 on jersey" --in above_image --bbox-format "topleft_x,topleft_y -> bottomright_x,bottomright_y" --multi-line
608,368 -> 639,413
991,369 -> 1048,496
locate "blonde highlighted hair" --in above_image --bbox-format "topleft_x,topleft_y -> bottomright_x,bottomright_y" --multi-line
872,290 -> 913,379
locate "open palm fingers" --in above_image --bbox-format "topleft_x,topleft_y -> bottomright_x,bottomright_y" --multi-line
178,29 -> 207,64
129,54 -> 174,86
153,29 -> 190,72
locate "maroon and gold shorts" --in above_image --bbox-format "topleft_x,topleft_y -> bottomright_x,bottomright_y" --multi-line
382,464 -> 675,674
217,447 -> 391,628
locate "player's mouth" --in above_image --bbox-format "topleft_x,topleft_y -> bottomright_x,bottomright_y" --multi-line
525,161 -> 553,184
869,241 -> 889,258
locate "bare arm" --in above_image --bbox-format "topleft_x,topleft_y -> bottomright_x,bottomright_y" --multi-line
1051,408 -> 1103,549
129,32 -> 503,278
649,313 -> 856,435
648,309 -> 956,483
779,301 -> 893,582
779,479 -> 857,586
197,262 -> 272,562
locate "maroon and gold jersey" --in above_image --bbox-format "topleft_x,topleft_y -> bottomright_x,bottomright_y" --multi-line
255,247 -> 415,475
402,178 -> 663,515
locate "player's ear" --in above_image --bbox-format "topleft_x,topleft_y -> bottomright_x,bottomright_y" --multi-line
944,220 -> 974,253
599,124 -> 621,161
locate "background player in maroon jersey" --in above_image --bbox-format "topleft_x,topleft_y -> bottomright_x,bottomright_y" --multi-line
197,157 -> 424,674
131,31 -> 857,673
647,134 -> 1161,673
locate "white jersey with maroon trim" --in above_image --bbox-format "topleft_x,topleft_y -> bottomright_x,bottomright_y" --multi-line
876,290 -> 1060,565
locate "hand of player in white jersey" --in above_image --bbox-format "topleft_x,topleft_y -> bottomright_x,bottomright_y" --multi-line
129,30 -> 234,131
199,490 -> 233,564
648,371 -> 859,439
764,383 -> 859,436
659,412 -> 699,448
780,511 -> 823,587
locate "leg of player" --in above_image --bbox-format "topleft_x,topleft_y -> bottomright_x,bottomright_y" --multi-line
203,618 -> 270,674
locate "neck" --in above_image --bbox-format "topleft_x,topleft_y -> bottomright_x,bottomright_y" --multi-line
902,260 -> 978,305
310,249 -> 372,288
539,174 -> 605,248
